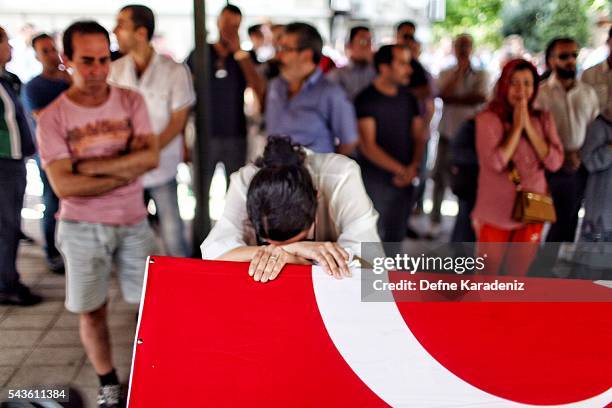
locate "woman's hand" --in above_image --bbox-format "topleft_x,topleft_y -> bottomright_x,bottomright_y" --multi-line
248,245 -> 308,283
283,241 -> 351,279
522,99 -> 551,162
520,98 -> 535,134
512,97 -> 526,133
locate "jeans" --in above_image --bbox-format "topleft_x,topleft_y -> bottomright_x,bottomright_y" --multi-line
545,166 -> 587,243
431,136 -> 451,224
0,159 -> 26,293
36,155 -> 61,261
411,137 -> 431,213
451,196 -> 477,242
363,171 -> 413,242
145,179 -> 190,257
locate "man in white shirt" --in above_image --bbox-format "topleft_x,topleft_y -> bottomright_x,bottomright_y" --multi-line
432,33 -> 488,237
582,27 -> 612,115
535,37 -> 599,243
109,4 -> 196,257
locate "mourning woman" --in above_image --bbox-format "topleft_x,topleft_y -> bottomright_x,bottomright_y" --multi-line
201,136 -> 381,283
473,59 -> 563,275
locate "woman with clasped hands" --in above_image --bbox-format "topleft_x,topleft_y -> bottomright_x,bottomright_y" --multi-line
473,59 -> 563,275
200,136 -> 381,283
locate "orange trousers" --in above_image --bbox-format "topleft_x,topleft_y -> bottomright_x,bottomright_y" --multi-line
476,223 -> 544,276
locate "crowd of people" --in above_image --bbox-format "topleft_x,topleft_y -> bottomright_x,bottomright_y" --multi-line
0,3 -> 611,407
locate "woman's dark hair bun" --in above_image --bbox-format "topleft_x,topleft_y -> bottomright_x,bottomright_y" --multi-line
248,136 -> 316,242
256,135 -> 306,169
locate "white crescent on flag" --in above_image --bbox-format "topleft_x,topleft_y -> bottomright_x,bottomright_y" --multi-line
312,266 -> 612,407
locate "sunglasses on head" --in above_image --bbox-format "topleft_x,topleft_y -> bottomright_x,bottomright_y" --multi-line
557,52 -> 578,61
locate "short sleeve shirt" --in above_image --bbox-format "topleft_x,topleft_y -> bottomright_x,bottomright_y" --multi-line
355,84 -> 420,178
186,44 -> 248,139
109,52 -> 195,187
23,75 -> 70,113
37,86 -> 153,225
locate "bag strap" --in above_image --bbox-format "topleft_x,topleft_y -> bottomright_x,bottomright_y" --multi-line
507,161 -> 522,190
509,160 -> 555,197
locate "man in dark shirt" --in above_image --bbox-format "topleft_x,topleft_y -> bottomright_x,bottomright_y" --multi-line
355,44 -> 426,242
24,34 -> 71,115
395,21 -> 432,100
0,26 -> 42,306
23,33 -> 70,274
186,4 -> 264,182
395,21 -> 436,238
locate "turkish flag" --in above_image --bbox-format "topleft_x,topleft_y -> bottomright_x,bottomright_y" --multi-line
127,257 -> 611,407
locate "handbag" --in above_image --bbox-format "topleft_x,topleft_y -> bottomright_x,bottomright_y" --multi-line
509,162 -> 557,224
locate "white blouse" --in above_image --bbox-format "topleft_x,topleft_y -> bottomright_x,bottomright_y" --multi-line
201,150 -> 381,259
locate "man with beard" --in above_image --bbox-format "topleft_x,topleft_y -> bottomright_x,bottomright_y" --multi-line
327,26 -> 376,101
355,45 -> 426,242
535,37 -> 599,243
110,4 -> 195,258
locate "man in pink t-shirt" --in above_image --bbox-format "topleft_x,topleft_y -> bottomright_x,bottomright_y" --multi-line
37,21 -> 158,407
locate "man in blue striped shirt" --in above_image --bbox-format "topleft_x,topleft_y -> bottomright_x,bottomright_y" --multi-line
265,22 -> 358,155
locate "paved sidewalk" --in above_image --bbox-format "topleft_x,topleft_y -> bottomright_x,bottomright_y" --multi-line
0,235 -> 139,407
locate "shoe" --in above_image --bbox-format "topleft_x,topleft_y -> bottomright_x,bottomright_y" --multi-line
97,384 -> 122,407
19,230 -> 36,244
47,255 -> 65,274
414,205 -> 425,216
0,285 -> 43,306
405,225 -> 420,239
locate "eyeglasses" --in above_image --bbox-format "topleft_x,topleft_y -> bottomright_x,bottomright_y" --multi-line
557,52 -> 578,61
354,39 -> 372,46
277,45 -> 303,53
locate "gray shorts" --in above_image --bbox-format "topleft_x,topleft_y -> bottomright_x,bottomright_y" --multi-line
57,219 -> 156,313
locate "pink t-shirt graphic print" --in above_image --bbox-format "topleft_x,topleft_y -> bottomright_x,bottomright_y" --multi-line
66,118 -> 134,159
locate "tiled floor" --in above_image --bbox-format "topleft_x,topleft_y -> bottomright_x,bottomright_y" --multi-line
0,238 -> 139,407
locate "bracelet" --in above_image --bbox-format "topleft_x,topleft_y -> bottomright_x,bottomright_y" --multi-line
233,50 -> 249,61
